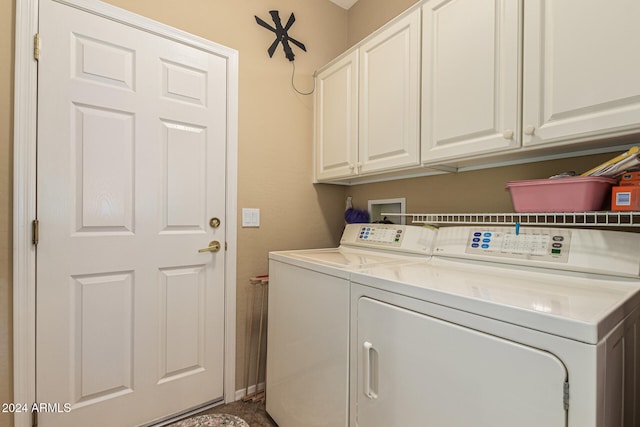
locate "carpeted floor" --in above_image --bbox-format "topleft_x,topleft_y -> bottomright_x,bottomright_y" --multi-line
197,400 -> 277,427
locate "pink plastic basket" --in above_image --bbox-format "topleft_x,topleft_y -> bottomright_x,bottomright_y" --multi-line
506,176 -> 616,213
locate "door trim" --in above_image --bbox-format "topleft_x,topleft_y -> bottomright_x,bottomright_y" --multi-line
13,1 -> 238,426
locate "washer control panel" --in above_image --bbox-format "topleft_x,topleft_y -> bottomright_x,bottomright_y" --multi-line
465,228 -> 571,263
357,225 -> 404,246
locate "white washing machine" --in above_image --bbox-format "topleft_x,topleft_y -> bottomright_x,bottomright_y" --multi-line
349,226 -> 640,427
266,223 -> 438,427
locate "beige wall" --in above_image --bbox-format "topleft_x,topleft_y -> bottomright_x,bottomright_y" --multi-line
348,0 -> 418,46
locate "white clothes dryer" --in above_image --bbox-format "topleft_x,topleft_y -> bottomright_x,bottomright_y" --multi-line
349,226 -> 640,427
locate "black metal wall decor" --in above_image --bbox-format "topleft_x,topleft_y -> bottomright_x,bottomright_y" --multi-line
255,10 -> 306,61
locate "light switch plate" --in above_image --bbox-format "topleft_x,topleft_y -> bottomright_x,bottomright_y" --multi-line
242,208 -> 260,227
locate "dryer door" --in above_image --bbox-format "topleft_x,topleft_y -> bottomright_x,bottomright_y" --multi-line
356,297 -> 568,427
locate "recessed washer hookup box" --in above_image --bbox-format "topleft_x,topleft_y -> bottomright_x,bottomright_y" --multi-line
506,177 -> 616,212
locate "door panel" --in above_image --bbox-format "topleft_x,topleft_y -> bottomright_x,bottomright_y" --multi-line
315,51 -> 359,181
72,271 -> 134,405
356,297 -> 568,427
158,265 -> 207,381
358,10 -> 421,174
37,1 -> 229,425
522,0 -> 640,146
162,121 -> 207,231
421,0 -> 520,163
74,105 -> 134,233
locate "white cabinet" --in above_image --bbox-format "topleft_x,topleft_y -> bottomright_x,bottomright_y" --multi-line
522,0 -> 640,147
316,0 -> 640,183
315,51 -> 358,181
423,0 -> 640,165
358,9 -> 421,174
315,8 -> 421,182
421,0 -> 520,163
354,296 -> 568,427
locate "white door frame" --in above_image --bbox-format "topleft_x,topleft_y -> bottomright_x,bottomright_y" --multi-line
13,1 -> 238,426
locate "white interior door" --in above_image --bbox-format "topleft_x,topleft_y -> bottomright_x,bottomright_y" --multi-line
36,0 -> 230,425
356,297 -> 568,427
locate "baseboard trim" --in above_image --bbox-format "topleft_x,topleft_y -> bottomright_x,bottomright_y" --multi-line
234,382 -> 265,401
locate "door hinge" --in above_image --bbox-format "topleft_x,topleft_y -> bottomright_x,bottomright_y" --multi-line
33,33 -> 40,61
563,381 -> 570,410
32,409 -> 38,427
32,219 -> 39,246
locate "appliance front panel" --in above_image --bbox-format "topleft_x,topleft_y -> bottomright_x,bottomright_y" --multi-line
355,297 -> 568,427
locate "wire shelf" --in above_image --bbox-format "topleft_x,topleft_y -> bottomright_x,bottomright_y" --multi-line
381,212 -> 640,227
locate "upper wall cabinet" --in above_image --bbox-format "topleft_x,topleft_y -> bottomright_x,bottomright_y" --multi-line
522,0 -> 640,147
421,0 -> 521,164
315,51 -> 359,181
315,0 -> 640,184
422,0 -> 640,165
358,9 -> 421,174
315,8 -> 421,183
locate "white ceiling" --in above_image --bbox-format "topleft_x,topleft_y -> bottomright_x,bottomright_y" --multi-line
329,0 -> 359,9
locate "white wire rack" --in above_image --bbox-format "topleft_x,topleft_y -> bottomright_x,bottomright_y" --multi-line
381,212 -> 640,227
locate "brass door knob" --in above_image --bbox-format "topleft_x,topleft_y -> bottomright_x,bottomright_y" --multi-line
198,241 -> 221,253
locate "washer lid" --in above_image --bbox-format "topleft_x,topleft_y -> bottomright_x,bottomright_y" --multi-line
352,259 -> 640,344
270,247 -> 424,275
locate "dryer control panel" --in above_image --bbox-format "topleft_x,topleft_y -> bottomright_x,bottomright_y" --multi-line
465,228 -> 571,263
340,224 -> 437,255
433,226 -> 640,278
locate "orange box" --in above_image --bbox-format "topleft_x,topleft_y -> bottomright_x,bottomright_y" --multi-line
612,186 -> 640,211
619,171 -> 640,186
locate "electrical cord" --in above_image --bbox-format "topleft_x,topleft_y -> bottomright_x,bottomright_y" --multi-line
291,61 -> 315,95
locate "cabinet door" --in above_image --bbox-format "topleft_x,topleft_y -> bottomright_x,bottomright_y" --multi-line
523,0 -> 640,147
359,10 -> 421,174
355,297 -> 568,427
421,0 -> 520,164
315,51 -> 358,181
